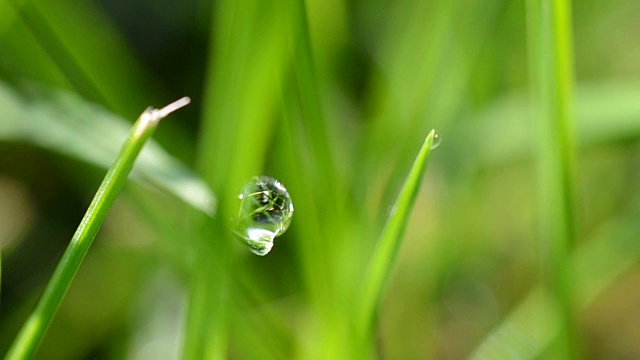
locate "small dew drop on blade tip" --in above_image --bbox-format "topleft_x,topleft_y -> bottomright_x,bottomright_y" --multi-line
430,130 -> 441,149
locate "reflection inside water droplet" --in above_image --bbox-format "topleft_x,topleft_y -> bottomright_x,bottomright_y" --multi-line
232,176 -> 294,256
431,130 -> 442,149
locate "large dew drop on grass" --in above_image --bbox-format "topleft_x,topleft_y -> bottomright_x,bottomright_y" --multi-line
232,176 -> 294,256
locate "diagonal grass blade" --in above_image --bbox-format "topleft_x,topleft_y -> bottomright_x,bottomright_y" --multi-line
5,98 -> 190,360
357,129 -> 440,340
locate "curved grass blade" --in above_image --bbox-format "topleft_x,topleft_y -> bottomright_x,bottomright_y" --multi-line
0,82 -> 215,216
357,130 -> 439,340
4,0 -> 161,118
4,98 -> 190,360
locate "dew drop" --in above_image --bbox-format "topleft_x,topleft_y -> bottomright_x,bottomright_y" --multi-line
232,176 -> 294,256
431,130 -> 442,149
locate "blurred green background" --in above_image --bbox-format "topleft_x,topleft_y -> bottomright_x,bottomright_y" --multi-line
1,0 -> 640,359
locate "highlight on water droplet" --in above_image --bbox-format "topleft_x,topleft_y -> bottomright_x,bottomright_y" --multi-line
232,176 -> 294,256
430,129 -> 442,149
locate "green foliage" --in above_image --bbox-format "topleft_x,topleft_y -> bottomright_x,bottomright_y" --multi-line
5,98 -> 191,360
1,0 -> 640,359
357,131 -> 439,344
528,0 -> 578,357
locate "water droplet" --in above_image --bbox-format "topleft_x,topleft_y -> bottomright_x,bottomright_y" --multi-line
431,130 -> 442,149
233,176 -> 294,256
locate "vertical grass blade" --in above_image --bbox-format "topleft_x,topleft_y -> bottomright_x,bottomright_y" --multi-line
357,130 -> 439,343
527,0 -> 578,357
184,0 -> 289,357
288,0 -> 337,186
4,98 -> 190,360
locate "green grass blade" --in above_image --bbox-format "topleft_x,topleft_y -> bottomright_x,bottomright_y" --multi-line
527,0 -> 578,357
0,83 -> 214,216
184,0 -> 289,357
4,0 -> 162,118
288,0 -> 338,189
469,213 -> 640,360
4,98 -> 190,360
457,82 -> 640,168
357,130 -> 439,340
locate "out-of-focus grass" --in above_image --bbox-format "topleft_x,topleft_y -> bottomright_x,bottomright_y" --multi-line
1,0 -> 640,359
528,0 -> 578,357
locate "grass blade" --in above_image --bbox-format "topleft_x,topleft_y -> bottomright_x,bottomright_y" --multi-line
527,0 -> 578,357
469,212 -> 640,360
4,0 -> 162,118
4,98 -> 190,360
465,82 -> 640,167
357,130 -> 439,341
0,83 -> 214,216
184,0 -> 289,357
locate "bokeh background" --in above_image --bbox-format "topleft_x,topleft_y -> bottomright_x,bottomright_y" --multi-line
1,0 -> 640,359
